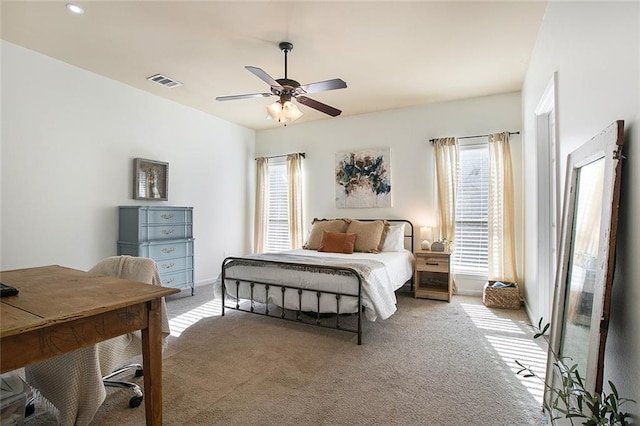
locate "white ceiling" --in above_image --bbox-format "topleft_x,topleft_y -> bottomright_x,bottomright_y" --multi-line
1,1 -> 548,131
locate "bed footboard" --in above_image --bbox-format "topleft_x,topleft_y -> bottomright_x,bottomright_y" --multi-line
221,257 -> 364,345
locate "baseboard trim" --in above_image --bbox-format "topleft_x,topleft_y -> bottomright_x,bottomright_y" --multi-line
456,289 -> 483,297
195,278 -> 216,288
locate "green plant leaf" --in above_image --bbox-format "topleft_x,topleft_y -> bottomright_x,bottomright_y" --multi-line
610,381 -> 619,399
516,320 -> 636,425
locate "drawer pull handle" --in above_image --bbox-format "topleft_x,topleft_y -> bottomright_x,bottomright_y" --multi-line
161,229 -> 174,235
161,214 -> 174,220
425,262 -> 439,266
161,262 -> 175,269
162,247 -> 176,254
163,278 -> 175,285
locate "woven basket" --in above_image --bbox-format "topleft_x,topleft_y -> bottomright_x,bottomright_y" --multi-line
483,281 -> 520,309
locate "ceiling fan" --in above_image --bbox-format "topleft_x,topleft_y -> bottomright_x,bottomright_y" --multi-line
216,42 -> 347,124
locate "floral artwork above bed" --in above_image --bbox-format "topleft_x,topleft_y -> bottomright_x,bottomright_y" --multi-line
335,147 -> 391,208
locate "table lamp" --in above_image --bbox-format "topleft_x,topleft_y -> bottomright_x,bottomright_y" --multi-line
420,227 -> 433,250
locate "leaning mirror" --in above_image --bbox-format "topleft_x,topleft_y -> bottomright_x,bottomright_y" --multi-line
547,120 -> 624,397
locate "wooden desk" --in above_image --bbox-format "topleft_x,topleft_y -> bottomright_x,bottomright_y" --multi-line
0,265 -> 179,425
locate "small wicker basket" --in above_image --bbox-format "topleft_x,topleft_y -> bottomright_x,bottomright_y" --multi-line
483,281 -> 521,310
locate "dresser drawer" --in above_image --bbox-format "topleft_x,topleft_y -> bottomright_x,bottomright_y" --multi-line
159,269 -> 193,289
146,224 -> 192,240
155,256 -> 193,274
415,256 -> 449,273
148,208 -> 192,225
148,240 -> 194,260
118,239 -> 194,260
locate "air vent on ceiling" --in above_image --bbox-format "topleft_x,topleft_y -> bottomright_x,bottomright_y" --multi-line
146,74 -> 182,88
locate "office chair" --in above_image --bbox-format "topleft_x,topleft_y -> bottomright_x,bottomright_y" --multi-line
88,255 -> 170,409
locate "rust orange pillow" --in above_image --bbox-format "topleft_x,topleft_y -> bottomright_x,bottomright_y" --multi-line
318,231 -> 356,254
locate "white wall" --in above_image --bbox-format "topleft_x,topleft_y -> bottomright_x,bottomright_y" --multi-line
1,42 -> 254,285
522,1 -> 639,413
256,92 -> 523,295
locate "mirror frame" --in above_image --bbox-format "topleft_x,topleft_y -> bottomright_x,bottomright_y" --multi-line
546,120 -> 624,397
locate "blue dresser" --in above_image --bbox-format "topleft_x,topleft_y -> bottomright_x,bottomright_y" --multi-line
118,206 -> 194,295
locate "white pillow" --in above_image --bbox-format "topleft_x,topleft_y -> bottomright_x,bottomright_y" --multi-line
382,223 -> 405,252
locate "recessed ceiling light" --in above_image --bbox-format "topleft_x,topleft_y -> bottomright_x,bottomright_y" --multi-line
66,3 -> 84,14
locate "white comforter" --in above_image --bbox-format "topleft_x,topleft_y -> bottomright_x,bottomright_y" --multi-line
219,249 -> 414,321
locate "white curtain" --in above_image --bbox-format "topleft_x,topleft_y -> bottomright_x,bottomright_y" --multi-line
254,157 -> 269,253
488,132 -> 517,283
434,137 -> 458,293
434,137 -> 459,242
287,153 -> 304,249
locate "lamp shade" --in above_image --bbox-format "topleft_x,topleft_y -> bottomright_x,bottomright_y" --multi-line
265,101 -> 282,117
282,101 -> 303,120
266,99 -> 303,124
420,227 -> 433,241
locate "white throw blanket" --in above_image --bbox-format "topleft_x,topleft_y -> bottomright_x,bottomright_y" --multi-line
25,256 -> 170,426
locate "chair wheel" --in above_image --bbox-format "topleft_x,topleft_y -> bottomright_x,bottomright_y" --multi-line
25,400 -> 35,417
129,395 -> 143,408
134,368 -> 144,377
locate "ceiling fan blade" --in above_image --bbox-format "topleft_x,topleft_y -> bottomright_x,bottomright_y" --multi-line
296,96 -> 342,117
299,78 -> 347,94
245,66 -> 283,89
216,93 -> 273,101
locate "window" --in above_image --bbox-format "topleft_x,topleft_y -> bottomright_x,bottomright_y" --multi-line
452,143 -> 489,275
266,158 -> 290,252
255,154 -> 303,253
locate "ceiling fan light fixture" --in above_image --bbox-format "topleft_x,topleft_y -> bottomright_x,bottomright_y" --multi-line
266,99 -> 303,123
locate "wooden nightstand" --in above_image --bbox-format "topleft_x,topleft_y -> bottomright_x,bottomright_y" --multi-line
414,249 -> 452,302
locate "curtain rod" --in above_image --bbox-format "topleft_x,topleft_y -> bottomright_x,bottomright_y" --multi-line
428,131 -> 520,143
255,152 -> 306,160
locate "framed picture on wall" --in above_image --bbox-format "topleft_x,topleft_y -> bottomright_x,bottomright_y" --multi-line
335,147 -> 392,208
133,158 -> 168,201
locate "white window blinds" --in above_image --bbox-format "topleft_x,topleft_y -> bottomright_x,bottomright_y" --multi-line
266,159 -> 291,252
453,143 -> 489,275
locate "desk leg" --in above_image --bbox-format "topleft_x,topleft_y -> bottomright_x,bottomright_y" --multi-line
141,298 -> 163,426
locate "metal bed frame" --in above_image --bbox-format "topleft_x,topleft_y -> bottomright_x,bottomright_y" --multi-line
220,219 -> 414,345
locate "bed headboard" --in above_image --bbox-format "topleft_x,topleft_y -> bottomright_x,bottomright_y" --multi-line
357,219 -> 414,252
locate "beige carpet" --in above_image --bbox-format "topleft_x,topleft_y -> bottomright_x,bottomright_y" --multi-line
27,286 -> 547,425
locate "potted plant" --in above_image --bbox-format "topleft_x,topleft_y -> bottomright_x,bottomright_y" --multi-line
516,319 -> 635,425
